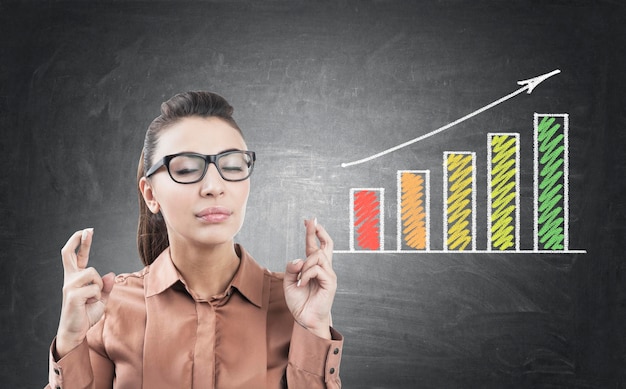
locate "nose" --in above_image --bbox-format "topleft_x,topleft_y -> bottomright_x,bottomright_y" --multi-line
200,163 -> 225,197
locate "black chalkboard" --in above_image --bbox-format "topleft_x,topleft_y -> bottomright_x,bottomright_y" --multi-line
2,1 -> 625,388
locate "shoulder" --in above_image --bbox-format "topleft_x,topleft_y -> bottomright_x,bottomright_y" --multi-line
258,262 -> 284,292
113,265 -> 150,290
115,265 -> 150,284
261,268 -> 291,315
237,244 -> 286,303
91,265 -> 150,356
106,265 -> 150,309
264,268 -> 284,283
97,265 -> 150,338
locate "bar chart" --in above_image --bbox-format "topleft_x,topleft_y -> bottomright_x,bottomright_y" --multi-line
339,113 -> 585,254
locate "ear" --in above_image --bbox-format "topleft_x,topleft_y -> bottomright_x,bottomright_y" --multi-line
139,177 -> 161,214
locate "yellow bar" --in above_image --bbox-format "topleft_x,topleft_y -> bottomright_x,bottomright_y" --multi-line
489,134 -> 518,250
445,153 -> 474,251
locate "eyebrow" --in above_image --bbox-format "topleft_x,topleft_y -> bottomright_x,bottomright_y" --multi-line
219,148 -> 245,154
175,148 -> 245,155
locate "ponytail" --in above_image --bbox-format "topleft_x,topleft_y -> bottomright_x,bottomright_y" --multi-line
136,150 -> 169,265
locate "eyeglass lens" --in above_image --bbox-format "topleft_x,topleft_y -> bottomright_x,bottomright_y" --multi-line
168,152 -> 253,183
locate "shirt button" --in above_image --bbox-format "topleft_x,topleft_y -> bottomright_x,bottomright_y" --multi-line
330,367 -> 336,374
333,348 -> 340,355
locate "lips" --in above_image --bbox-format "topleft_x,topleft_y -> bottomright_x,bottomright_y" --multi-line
196,206 -> 232,223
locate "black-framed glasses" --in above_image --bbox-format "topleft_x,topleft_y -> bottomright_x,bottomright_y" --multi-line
145,150 -> 256,184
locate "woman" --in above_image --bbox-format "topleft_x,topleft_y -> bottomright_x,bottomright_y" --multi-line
46,91 -> 343,388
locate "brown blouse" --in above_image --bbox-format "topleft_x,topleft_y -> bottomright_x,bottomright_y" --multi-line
47,245 -> 343,389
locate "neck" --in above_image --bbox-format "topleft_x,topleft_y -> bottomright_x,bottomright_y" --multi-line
168,239 -> 241,300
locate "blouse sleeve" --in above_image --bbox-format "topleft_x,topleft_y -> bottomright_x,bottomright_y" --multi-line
286,323 -> 343,389
45,318 -> 114,389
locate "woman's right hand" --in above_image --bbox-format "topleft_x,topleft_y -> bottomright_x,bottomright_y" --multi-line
55,228 -> 115,359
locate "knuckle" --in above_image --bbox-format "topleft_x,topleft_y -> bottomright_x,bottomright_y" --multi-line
62,285 -> 77,299
84,267 -> 99,277
60,246 -> 70,257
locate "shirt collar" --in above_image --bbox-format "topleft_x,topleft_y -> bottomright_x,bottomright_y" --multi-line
145,244 -> 266,308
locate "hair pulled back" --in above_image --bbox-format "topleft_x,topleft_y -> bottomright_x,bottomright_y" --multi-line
137,91 -> 242,265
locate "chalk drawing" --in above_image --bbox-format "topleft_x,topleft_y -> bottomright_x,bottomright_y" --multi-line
349,188 -> 385,251
397,170 -> 430,251
487,133 -> 520,251
336,70 -> 585,255
534,114 -> 569,251
444,152 -> 476,251
341,69 -> 561,168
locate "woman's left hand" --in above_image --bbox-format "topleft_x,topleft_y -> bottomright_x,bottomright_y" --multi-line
284,218 -> 336,340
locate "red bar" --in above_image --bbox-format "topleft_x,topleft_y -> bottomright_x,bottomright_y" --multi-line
354,190 -> 381,250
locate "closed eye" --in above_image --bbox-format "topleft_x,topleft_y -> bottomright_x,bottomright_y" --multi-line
174,167 -> 201,175
221,165 -> 244,172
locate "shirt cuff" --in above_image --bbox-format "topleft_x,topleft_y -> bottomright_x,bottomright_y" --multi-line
288,323 -> 343,383
49,338 -> 94,389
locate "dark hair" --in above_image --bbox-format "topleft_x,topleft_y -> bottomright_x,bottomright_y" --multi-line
137,91 -> 243,265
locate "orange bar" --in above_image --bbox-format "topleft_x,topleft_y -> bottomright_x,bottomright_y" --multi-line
399,172 -> 427,250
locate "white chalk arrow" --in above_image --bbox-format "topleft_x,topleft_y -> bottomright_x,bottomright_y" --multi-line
341,69 -> 561,168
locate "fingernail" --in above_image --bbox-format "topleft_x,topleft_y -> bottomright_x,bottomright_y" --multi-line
292,258 -> 301,265
297,279 -> 302,287
314,217 -> 318,226
297,272 -> 302,281
82,228 -> 93,241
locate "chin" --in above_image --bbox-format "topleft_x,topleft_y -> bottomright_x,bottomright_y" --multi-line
197,228 -> 239,246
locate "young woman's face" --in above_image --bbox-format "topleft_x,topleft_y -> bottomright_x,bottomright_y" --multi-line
142,116 -> 251,249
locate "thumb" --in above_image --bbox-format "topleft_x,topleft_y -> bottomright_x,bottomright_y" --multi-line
100,272 -> 116,304
285,258 -> 304,276
284,259 -> 304,286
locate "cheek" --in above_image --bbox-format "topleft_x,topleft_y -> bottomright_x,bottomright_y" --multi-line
154,183 -> 192,218
239,182 -> 251,207
233,182 -> 250,216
